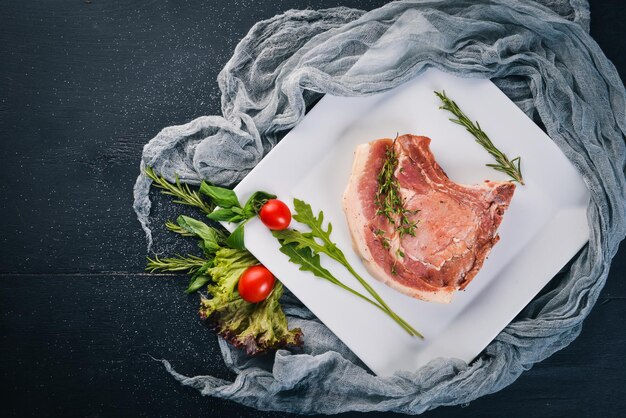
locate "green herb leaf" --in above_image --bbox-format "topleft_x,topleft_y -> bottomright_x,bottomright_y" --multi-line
277,242 -> 336,282
277,241 -> 391,310
273,229 -> 327,255
225,220 -> 247,250
146,254 -> 207,273
375,137 -> 419,237
184,258 -> 214,293
273,198 -> 423,338
186,275 -> 210,293
434,90 -> 524,185
208,191 -> 276,222
207,207 -> 246,223
144,166 -> 213,214
176,215 -> 221,254
165,220 -> 195,236
292,199 -> 331,237
200,182 -> 241,208
243,191 -> 277,217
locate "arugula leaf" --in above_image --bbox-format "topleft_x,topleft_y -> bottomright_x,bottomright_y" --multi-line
273,229 -> 326,254
277,242 -> 335,282
283,199 -> 345,264
273,198 -> 423,338
278,242 -> 387,309
200,182 -> 241,208
292,199 -> 333,240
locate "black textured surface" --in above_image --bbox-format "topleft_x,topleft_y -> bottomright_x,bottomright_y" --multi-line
1,1 -> 625,417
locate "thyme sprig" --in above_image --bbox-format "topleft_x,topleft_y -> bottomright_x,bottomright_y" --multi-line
144,166 -> 214,214
375,137 -> 419,237
435,91 -> 524,185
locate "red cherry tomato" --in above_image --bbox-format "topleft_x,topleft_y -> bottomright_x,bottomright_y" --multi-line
259,199 -> 291,230
238,265 -> 276,303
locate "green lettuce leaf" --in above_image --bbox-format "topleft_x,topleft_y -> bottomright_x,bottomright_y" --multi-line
199,247 -> 303,355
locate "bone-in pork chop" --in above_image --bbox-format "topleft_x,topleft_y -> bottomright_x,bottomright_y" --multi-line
343,134 -> 515,303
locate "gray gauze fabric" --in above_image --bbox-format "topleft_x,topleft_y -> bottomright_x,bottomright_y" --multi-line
133,0 -> 626,414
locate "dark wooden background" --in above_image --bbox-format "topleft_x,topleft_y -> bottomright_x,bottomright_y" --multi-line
1,1 -> 624,417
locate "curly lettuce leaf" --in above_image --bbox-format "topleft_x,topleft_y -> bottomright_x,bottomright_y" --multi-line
203,247 -> 256,312
199,248 -> 303,355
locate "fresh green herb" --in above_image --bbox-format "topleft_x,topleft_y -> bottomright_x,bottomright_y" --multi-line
184,257 -> 214,294
278,241 -> 389,310
145,172 -> 301,355
204,189 -> 276,250
144,166 -> 214,214
146,254 -> 207,273
225,220 -> 248,250
375,137 -> 420,237
435,90 -> 525,185
207,207 -> 246,223
200,183 -> 241,209
175,215 -> 224,254
243,191 -> 277,215
186,273 -> 211,294
148,215 -> 302,353
199,248 -> 303,355
273,199 -> 423,338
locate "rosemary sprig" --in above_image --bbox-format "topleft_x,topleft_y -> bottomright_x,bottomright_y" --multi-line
434,91 -> 524,185
144,166 -> 214,213
375,137 -> 419,237
146,254 -> 207,273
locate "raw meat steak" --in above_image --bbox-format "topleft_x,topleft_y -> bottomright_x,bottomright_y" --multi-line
343,134 -> 515,303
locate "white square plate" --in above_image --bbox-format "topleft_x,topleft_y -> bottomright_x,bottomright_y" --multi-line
224,68 -> 589,376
